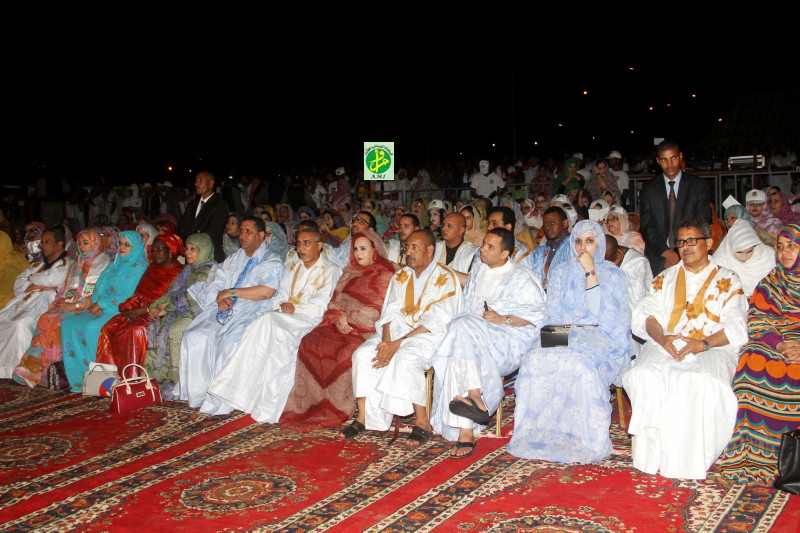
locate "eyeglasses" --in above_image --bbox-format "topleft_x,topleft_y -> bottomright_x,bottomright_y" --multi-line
606,216 -> 620,222
676,237 -> 709,248
296,240 -> 321,247
352,217 -> 370,226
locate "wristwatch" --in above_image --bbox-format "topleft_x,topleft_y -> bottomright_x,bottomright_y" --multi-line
230,288 -> 237,298
701,339 -> 711,352
505,315 -> 513,325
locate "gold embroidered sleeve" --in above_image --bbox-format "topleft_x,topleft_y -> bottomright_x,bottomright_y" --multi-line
715,277 -> 732,294
395,270 -> 409,284
652,275 -> 664,291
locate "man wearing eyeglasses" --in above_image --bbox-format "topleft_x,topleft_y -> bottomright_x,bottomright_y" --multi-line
332,211 -> 376,269
284,220 -> 335,269
622,217 -> 748,480
209,226 -> 341,423
179,217 -> 285,414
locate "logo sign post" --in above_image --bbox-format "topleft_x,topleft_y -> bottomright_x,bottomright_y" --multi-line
364,142 -> 394,181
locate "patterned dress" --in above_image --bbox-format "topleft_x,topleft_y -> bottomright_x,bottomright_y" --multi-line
509,220 -> 632,463
61,231 -> 147,392
280,232 -> 395,431
146,233 -> 215,383
719,223 -> 800,485
13,230 -> 109,387
95,233 -> 185,378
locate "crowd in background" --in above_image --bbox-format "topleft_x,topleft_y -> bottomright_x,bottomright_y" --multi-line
0,141 -> 798,490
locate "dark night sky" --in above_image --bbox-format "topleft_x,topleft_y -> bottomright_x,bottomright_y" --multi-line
22,32 -> 783,186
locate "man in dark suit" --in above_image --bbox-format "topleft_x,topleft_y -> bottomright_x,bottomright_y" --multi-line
177,171 -> 229,262
640,140 -> 711,274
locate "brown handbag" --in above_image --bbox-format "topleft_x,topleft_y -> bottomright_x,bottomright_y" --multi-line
47,361 -> 70,390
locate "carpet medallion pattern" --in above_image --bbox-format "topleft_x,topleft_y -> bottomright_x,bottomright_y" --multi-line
0,380 -> 797,532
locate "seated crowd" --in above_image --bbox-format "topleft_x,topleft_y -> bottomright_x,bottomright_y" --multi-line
0,144 -> 798,489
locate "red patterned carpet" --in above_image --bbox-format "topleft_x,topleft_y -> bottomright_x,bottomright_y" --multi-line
1,380 -> 798,532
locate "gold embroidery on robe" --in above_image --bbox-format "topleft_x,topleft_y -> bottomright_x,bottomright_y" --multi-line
400,274 -> 418,316
399,266 -> 457,324
287,264 -> 329,305
715,277 -> 732,294
724,288 -> 745,306
395,270 -> 409,284
421,291 -> 456,316
434,273 -> 449,288
685,300 -> 705,320
687,327 -> 706,340
667,266 -> 719,333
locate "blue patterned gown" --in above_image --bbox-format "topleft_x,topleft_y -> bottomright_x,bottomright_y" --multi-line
508,220 -> 631,463
62,231 -> 148,392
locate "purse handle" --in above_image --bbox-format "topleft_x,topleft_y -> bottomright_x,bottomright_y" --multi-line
89,363 -> 116,374
114,364 -> 155,393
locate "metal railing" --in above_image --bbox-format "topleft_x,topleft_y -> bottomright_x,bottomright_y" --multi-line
346,169 -> 799,218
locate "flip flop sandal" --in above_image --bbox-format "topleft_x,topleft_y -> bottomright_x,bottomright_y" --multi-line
405,425 -> 433,447
340,420 -> 365,440
449,441 -> 477,459
449,397 -> 491,425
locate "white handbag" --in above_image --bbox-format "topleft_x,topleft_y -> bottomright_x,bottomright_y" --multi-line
82,363 -> 119,397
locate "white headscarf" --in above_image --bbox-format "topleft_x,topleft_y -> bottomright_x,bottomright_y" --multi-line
520,199 -> 541,228
713,219 -> 776,297
606,206 -> 631,234
588,199 -> 610,223
136,223 -> 158,246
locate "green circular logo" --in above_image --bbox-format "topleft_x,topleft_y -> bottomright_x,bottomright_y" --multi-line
366,148 -> 392,174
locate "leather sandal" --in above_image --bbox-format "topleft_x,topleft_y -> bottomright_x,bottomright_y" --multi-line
449,441 -> 477,459
405,425 -> 433,447
449,397 -> 491,425
340,420 -> 365,440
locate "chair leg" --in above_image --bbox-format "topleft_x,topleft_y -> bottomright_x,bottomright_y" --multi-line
388,415 -> 401,445
616,386 -> 627,429
389,369 -> 435,446
425,368 -> 434,415
495,401 -> 503,436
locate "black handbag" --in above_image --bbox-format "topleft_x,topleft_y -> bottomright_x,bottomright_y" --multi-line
773,429 -> 800,495
540,325 -> 571,347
